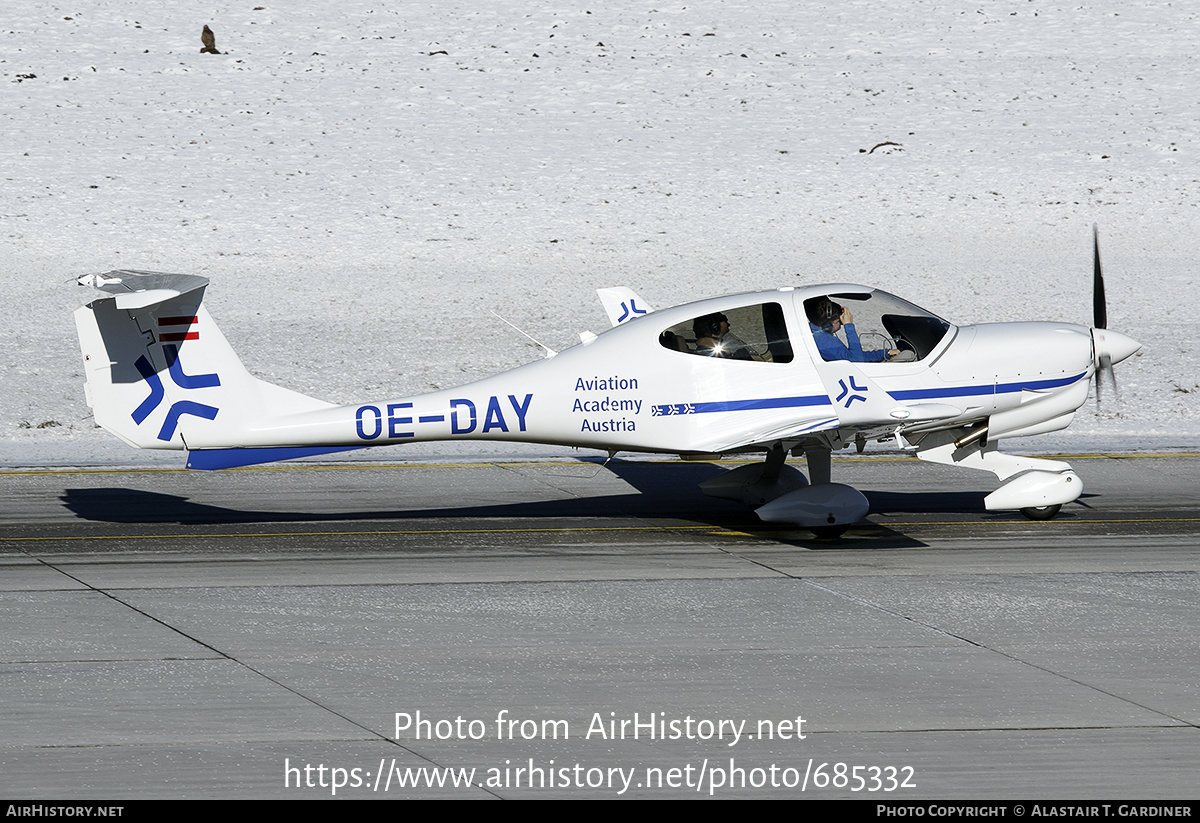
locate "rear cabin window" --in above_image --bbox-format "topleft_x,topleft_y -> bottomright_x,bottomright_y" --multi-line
659,302 -> 793,363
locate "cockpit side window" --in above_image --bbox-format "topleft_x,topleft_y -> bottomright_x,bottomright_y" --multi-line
659,302 -> 793,363
804,292 -> 950,363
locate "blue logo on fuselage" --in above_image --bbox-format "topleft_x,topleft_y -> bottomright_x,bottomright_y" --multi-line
835,376 -> 867,407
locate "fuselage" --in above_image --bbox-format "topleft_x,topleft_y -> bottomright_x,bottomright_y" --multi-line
194,285 -> 1101,457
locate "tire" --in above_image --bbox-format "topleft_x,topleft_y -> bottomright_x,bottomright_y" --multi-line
1020,504 -> 1062,521
810,525 -> 848,539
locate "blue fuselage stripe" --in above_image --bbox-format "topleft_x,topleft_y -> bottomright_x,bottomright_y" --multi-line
888,372 -> 1086,401
690,395 -> 832,414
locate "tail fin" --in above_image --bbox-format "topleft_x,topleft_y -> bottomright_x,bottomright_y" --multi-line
75,270 -> 334,451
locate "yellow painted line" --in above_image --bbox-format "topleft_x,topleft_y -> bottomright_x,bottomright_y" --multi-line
4,518 -> 1199,545
879,518 -> 1200,527
2,452 -> 1197,476
1031,452 -> 1200,460
0,524 -> 724,542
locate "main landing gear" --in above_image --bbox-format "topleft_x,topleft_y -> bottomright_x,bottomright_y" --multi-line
698,443 -> 869,537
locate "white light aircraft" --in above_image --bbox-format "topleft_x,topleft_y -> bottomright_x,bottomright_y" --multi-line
74,228 -> 1139,535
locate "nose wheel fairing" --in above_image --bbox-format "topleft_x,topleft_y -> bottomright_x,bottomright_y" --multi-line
913,430 -> 1083,516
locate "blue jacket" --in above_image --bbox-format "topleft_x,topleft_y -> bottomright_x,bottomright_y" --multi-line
810,323 -> 886,362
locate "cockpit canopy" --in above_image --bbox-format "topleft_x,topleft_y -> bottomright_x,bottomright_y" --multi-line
656,288 -> 952,365
802,290 -> 952,362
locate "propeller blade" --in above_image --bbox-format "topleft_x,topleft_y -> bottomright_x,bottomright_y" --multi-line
1091,224 -> 1114,405
1095,353 -> 1116,404
1092,223 -> 1107,330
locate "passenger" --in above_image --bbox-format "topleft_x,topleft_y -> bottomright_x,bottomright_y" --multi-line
691,311 -> 744,357
692,312 -> 762,360
805,297 -> 898,362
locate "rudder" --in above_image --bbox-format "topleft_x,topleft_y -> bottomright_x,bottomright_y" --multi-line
75,270 -> 332,451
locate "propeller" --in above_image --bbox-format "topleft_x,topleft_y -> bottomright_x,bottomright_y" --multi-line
1092,223 -> 1106,330
1089,224 -> 1141,405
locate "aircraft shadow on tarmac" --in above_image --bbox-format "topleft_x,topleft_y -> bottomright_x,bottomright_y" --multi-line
57,461 -> 1028,548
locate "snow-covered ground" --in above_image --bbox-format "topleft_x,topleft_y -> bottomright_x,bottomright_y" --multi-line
3,0 -> 1197,468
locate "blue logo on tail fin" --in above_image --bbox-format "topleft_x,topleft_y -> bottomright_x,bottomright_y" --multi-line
131,349 -> 220,441
616,300 -> 647,324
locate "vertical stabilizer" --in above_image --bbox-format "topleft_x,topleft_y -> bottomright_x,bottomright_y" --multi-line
75,271 -> 333,451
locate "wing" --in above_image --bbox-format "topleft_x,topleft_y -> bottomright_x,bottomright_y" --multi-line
809,358 -> 964,438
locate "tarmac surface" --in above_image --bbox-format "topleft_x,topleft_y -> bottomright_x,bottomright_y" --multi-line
1,452 -> 1198,799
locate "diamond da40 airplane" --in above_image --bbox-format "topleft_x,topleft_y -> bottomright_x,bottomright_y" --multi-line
74,230 -> 1139,533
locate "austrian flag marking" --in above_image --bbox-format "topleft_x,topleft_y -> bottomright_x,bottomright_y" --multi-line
158,315 -> 199,342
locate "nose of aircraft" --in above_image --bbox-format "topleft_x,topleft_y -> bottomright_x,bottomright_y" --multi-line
1091,328 -> 1141,366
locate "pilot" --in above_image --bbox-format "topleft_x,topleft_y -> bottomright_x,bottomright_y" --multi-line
805,297 -> 899,363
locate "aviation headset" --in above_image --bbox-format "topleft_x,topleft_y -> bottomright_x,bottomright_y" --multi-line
806,298 -> 842,332
693,312 -> 728,339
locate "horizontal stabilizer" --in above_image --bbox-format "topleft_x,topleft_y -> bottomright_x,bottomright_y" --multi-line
77,270 -> 209,308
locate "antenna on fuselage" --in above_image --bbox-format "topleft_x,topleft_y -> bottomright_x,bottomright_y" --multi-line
490,311 -> 558,358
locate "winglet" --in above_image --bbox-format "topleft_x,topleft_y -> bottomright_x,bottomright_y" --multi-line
596,287 -> 652,327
